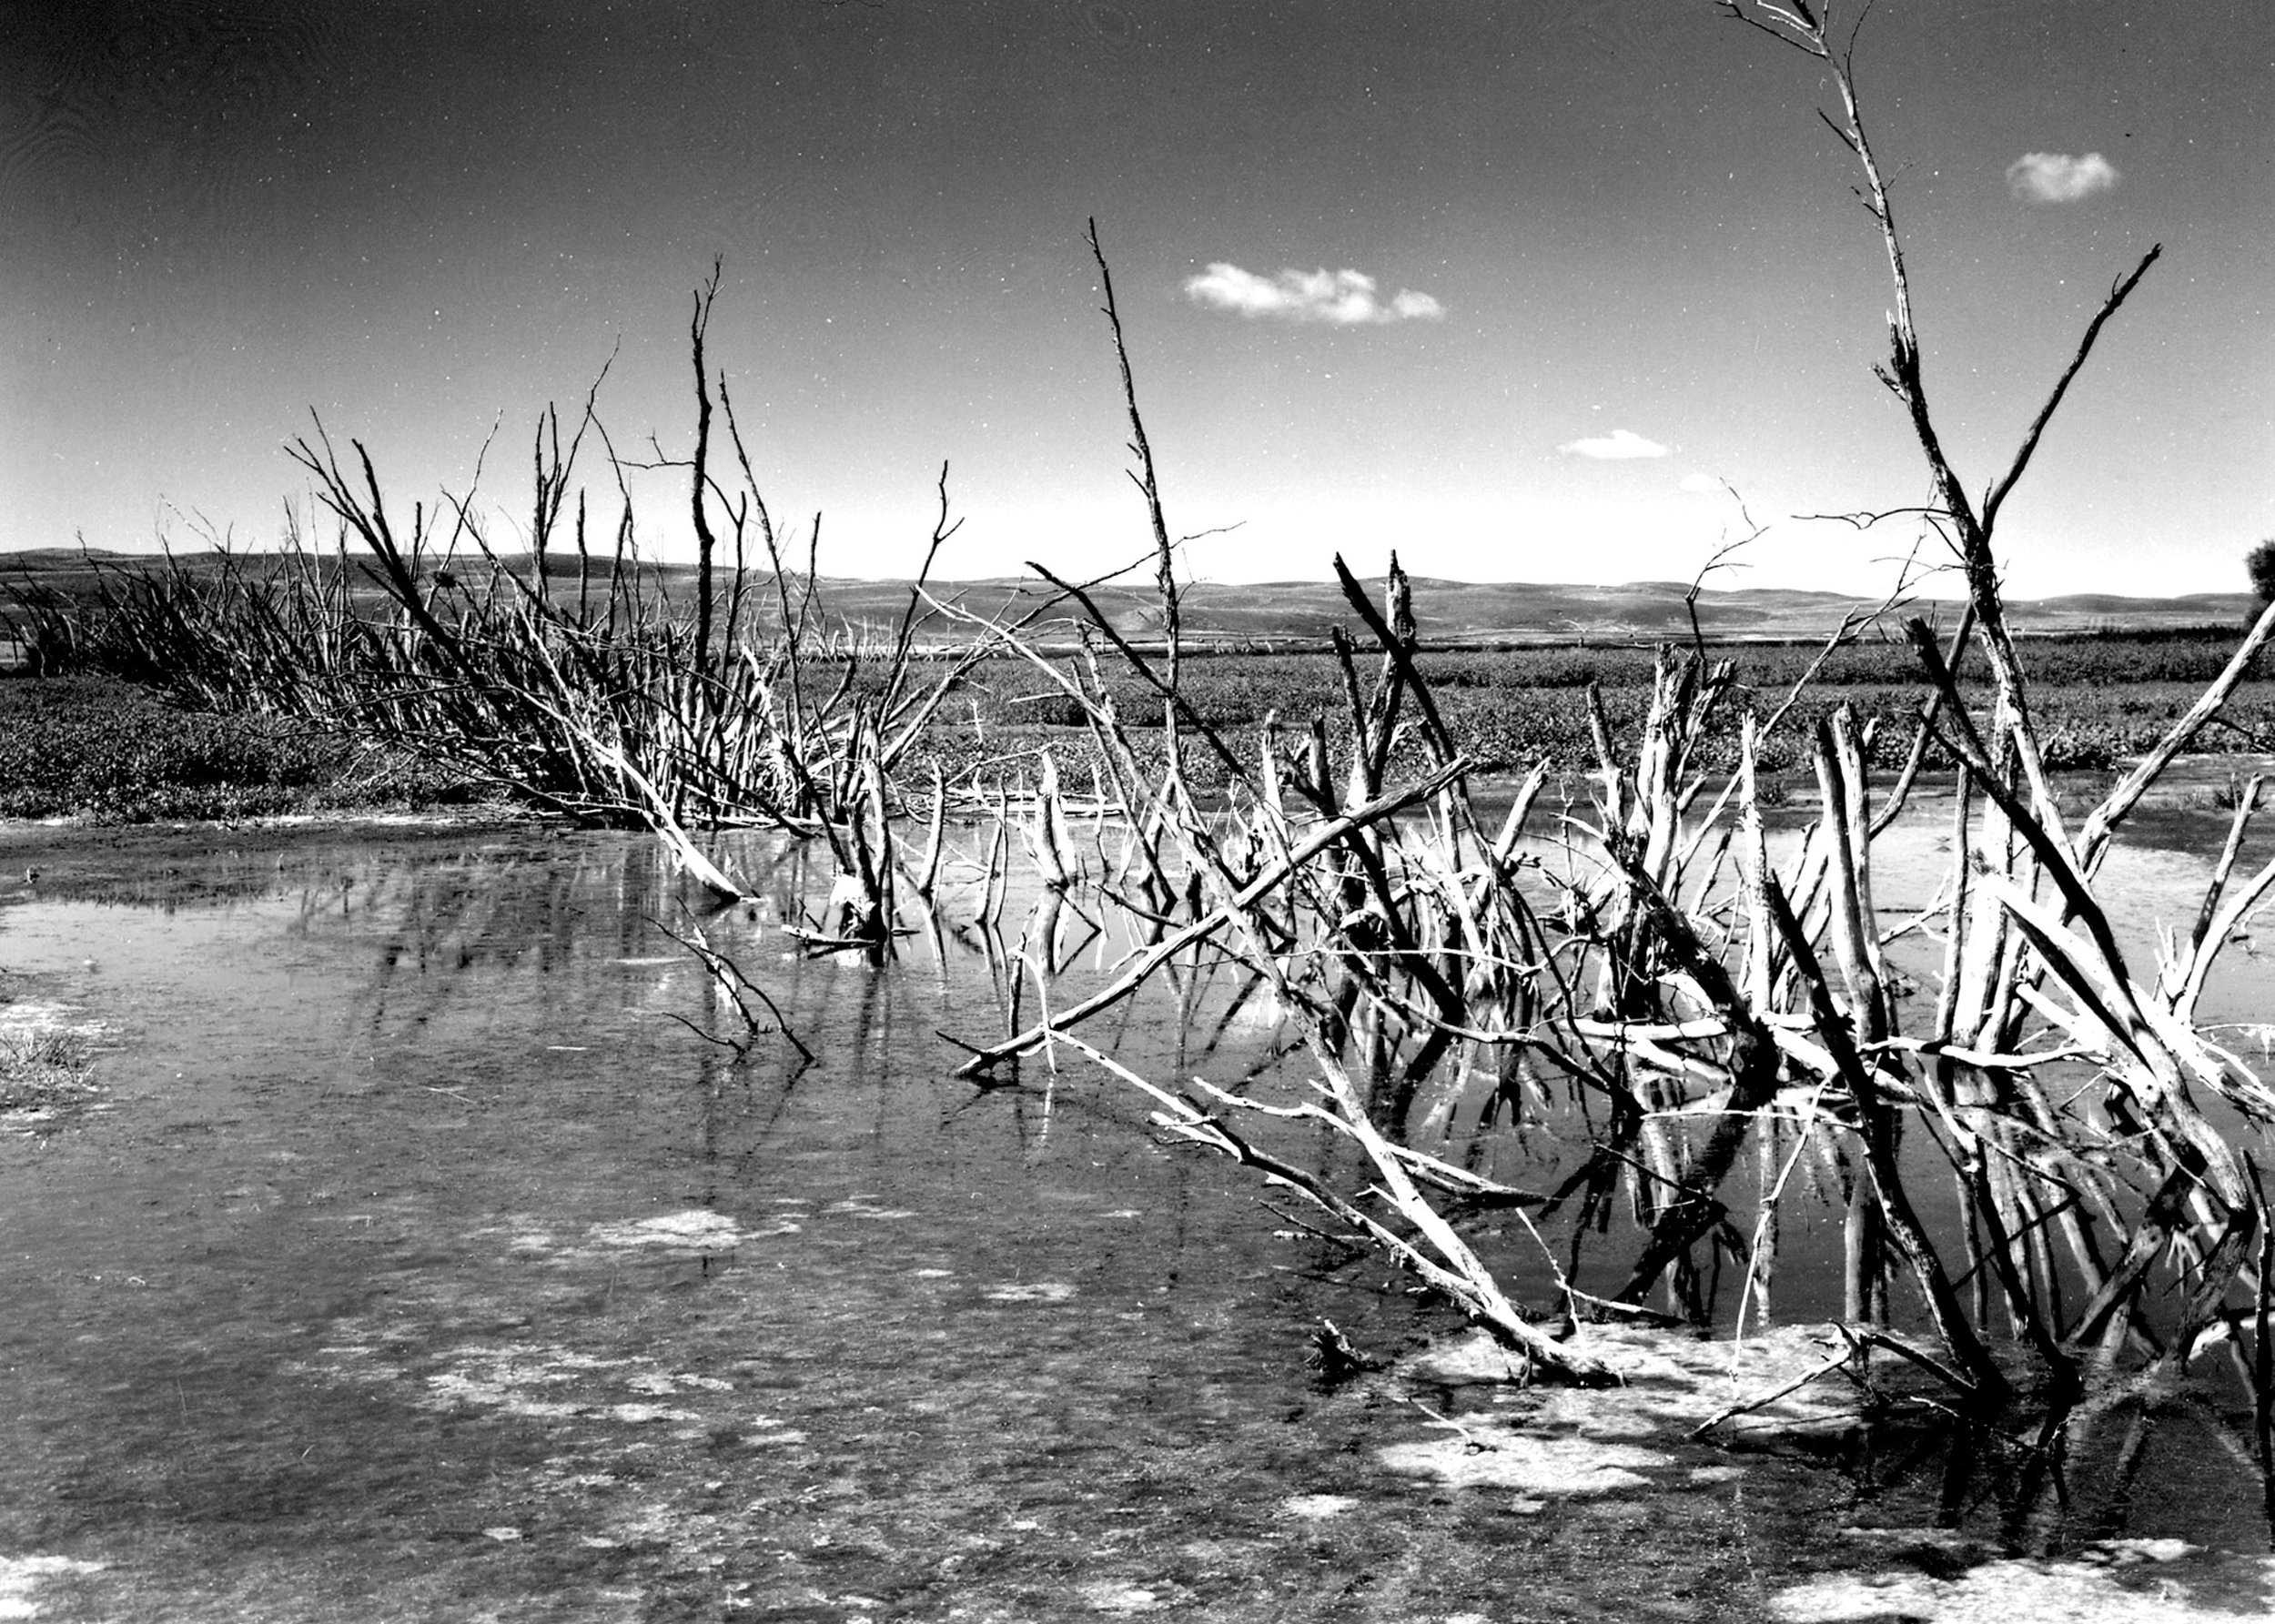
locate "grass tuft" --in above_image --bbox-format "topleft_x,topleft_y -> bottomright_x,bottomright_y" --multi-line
0,1025 -> 96,1118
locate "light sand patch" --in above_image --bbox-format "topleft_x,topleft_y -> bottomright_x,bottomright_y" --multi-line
1380,1322 -> 1911,1501
1379,1425 -> 1665,1495
1403,1322 -> 1891,1437
300,1328 -> 733,1428
824,1198 -> 915,1220
985,1281 -> 1077,1304
425,1369 -> 583,1419
627,1371 -> 733,1395
1766,1546 -> 2275,1622
0,1555 -> 106,1621
471,1208 -> 800,1269
420,1344 -> 683,1421
1079,1581 -> 1166,1613
477,1208 -> 796,1262
2093,1539 -> 2201,1565
285,1343 -> 411,1385
1279,1494 -> 1357,1519
604,1403 -> 700,1424
1398,1327 -> 1533,1385
0,1001 -> 104,1041
586,1210 -> 757,1249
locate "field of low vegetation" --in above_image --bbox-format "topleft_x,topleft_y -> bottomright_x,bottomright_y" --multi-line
6,601 -> 2270,822
12,464 -> 2274,829
971,627 -> 2275,784
0,673 -> 486,822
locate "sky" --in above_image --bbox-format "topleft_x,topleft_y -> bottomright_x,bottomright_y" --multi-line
3,0 -> 2270,600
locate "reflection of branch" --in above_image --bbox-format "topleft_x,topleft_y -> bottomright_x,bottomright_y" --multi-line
952,758 -> 1477,1076
655,913 -> 814,1064
1764,871 -> 2009,1401
589,732 -> 753,900
1179,1074 -> 1551,1207
1048,1026 -> 1618,1387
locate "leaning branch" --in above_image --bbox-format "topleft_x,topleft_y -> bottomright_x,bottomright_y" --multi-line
1087,218 -> 1181,695
949,758 -> 1478,1076
1981,247 -> 2162,532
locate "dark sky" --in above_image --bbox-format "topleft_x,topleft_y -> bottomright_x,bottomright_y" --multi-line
4,0 -> 2270,595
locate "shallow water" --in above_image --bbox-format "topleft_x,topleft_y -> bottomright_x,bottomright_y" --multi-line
3,810 -> 2274,1621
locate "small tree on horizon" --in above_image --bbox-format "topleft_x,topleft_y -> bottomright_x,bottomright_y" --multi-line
2250,537 -> 2275,604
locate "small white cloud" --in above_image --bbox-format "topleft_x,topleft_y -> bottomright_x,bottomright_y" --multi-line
1559,429 -> 1670,460
2007,151 -> 2119,204
1679,471 -> 1725,494
1184,262 -> 1445,326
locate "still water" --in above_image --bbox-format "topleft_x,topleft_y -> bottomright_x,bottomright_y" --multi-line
3,808 -> 2274,1621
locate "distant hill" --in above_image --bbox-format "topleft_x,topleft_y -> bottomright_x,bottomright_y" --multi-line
672,573 -> 2261,645
1,547 -> 2256,650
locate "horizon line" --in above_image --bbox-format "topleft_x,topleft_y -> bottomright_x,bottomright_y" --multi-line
0,544 -> 2254,607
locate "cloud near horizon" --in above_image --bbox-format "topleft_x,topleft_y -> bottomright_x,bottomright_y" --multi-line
2007,151 -> 2120,204
1184,263 -> 1445,325
1559,429 -> 1669,460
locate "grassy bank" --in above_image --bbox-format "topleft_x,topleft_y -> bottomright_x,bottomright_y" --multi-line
8,625 -> 2270,826
0,674 -> 491,822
